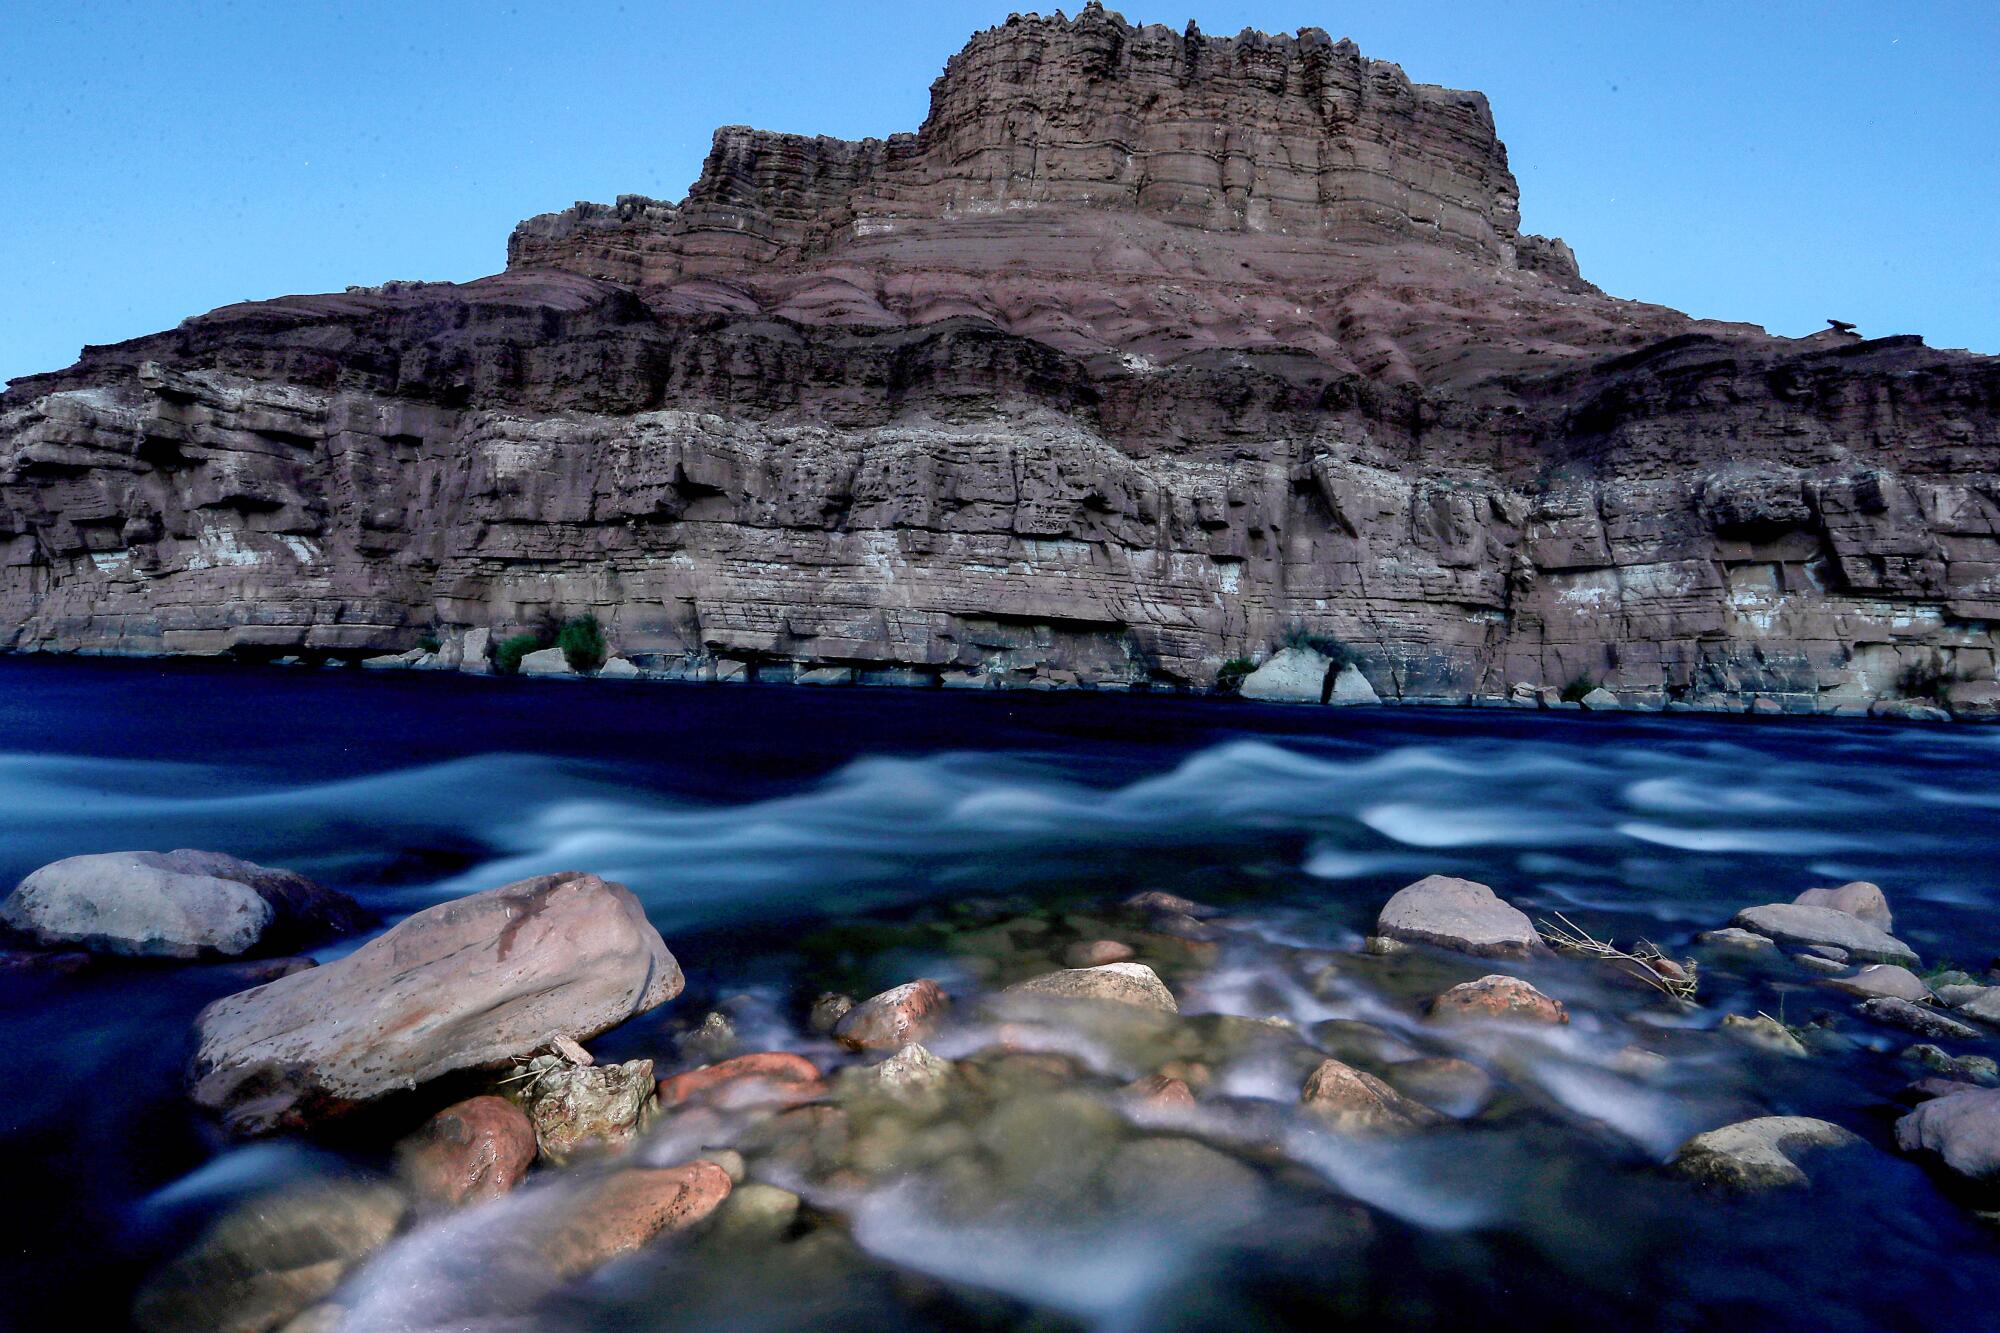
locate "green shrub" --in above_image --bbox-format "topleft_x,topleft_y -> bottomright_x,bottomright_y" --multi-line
495,632 -> 545,676
1559,675 -> 1598,704
1278,622 -> 1354,670
557,615 -> 608,674
1214,657 -> 1256,695
416,631 -> 443,655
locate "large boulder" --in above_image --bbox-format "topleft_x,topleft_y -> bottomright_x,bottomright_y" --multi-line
1668,1116 -> 1863,1189
1792,880 -> 1893,932
1895,1087 -> 2000,1182
1728,903 -> 1918,966
189,871 -> 683,1133
1,850 -> 366,960
1004,961 -> 1179,1013
1238,647 -> 1332,703
1374,875 -> 1544,958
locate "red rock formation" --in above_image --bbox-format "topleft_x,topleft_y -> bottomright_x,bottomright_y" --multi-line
2,6 -> 1996,709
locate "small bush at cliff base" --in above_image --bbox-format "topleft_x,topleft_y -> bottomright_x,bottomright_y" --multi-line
1896,652 -> 1957,701
1278,623 -> 1354,671
1215,657 -> 1256,695
495,633 -> 545,676
1559,676 -> 1598,704
558,615 -> 608,674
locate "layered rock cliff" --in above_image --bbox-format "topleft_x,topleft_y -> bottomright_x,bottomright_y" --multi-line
4,6 -> 1998,711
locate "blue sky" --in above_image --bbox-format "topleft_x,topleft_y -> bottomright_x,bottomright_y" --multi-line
4,2 -> 1995,387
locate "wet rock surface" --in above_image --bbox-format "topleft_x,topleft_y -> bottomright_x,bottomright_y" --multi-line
1729,903 -> 1919,966
1669,1117 -> 1864,1190
398,1095 -> 538,1209
1427,974 -> 1568,1024
188,871 -> 683,1132
1895,1088 -> 2000,1183
1002,960 -> 1180,1012
1375,876 -> 1544,958
0,850 -> 365,959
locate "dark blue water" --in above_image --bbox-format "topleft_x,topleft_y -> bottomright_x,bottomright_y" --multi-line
2,657 -> 1998,1330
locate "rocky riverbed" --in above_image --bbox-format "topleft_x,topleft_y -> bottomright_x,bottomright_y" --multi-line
3,659 -> 2000,1330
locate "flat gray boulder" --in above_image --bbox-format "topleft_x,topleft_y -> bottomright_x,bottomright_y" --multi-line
1669,1116 -> 1863,1189
1822,964 -> 1932,1004
1375,875 -> 1544,958
1793,880 -> 1893,932
0,850 -> 366,959
190,871 -> 683,1133
1729,903 -> 1917,966
1895,1087 -> 2000,1182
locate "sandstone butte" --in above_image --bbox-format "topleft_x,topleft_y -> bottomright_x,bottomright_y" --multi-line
3,5 -> 1997,711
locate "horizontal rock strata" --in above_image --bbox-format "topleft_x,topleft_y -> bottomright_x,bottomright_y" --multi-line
2,6 -> 1996,708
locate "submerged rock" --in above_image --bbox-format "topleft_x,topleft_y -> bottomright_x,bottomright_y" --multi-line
1122,1073 -> 1196,1108
1728,903 -> 1918,966
1382,1057 -> 1496,1117
1373,875 -> 1544,958
1903,1045 -> 2000,1085
1895,1088 -> 2000,1182
188,871 -> 683,1133
856,1043 -> 953,1104
536,1162 -> 733,1279
808,992 -> 855,1033
1427,974 -> 1568,1024
1669,1116 -> 1862,1189
398,1095 -> 537,1208
658,1052 -> 826,1111
133,1181 -> 406,1333
1793,881 -> 1894,932
832,980 -> 948,1050
1,850 -> 366,960
1063,938 -> 1136,967
515,1057 -> 656,1161
1004,961 -> 1179,1013
1300,1057 -> 1443,1133
1720,1013 -> 1808,1057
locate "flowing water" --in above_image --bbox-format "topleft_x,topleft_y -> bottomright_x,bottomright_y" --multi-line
2,657 -> 1997,1330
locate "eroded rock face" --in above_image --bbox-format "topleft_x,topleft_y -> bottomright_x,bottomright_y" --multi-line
2,11 -> 1996,704
1,850 -> 365,959
189,872 -> 683,1133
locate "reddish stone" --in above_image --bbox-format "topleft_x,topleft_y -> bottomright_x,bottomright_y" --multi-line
399,1095 -> 537,1207
1063,939 -> 1135,968
832,979 -> 947,1050
656,1052 -> 826,1110
538,1161 -> 732,1278
1427,974 -> 1569,1024
1123,1073 -> 1196,1108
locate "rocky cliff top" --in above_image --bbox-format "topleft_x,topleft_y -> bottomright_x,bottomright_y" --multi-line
513,5 -> 1557,277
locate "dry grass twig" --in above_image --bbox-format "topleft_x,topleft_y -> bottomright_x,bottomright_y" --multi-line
1539,911 -> 1700,1005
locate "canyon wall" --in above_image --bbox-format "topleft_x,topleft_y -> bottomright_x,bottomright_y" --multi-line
4,7 -> 1998,712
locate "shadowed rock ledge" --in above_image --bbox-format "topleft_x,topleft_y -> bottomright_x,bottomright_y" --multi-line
3,5 -> 1997,712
